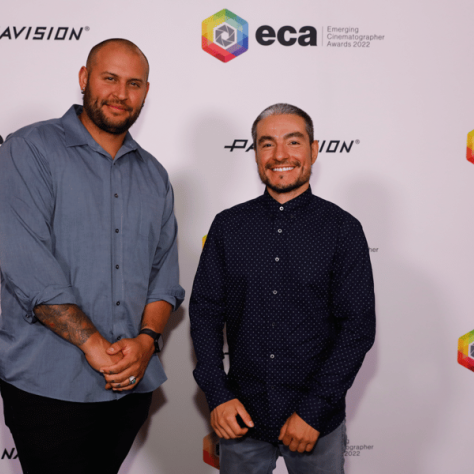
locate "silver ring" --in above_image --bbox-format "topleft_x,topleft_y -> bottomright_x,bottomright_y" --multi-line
129,376 -> 137,385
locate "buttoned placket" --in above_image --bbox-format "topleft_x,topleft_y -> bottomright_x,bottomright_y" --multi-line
111,158 -> 124,344
267,204 -> 289,405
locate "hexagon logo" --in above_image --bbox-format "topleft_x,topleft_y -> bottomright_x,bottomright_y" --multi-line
458,329 -> 474,372
467,130 -> 474,164
203,432 -> 220,469
202,9 -> 248,63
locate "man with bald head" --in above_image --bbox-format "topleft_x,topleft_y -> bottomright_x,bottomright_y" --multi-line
0,38 -> 184,473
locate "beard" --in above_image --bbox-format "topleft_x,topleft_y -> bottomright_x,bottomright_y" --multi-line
258,160 -> 312,194
82,84 -> 143,135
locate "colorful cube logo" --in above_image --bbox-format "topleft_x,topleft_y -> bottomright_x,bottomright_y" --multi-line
203,432 -> 220,469
458,329 -> 474,372
202,9 -> 248,63
467,130 -> 474,164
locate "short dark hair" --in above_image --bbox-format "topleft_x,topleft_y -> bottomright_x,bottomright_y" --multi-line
85,38 -> 149,80
251,103 -> 314,145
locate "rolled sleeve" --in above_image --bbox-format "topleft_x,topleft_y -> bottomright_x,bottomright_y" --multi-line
0,136 -> 77,317
146,183 -> 184,311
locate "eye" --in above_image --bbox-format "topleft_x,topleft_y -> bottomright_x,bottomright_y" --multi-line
130,81 -> 140,88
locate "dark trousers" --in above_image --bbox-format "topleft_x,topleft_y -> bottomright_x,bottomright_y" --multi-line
0,380 -> 152,474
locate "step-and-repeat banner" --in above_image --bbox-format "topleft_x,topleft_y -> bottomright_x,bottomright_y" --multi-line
1,1 -> 473,473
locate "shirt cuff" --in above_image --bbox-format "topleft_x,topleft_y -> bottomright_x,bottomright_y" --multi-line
203,385 -> 238,413
146,287 -> 185,311
23,286 -> 77,324
295,394 -> 339,434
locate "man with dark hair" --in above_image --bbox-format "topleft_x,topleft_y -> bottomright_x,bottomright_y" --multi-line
0,38 -> 184,473
190,104 -> 375,473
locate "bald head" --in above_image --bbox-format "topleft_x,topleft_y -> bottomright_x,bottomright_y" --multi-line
86,38 -> 149,80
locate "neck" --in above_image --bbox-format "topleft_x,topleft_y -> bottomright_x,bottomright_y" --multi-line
267,182 -> 310,204
79,111 -> 126,159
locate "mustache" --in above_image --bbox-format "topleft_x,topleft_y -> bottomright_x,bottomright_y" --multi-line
265,160 -> 301,170
102,99 -> 133,112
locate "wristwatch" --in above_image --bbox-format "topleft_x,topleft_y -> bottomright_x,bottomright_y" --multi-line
139,328 -> 163,353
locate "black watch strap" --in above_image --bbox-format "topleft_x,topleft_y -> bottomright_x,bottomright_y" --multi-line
139,328 -> 163,353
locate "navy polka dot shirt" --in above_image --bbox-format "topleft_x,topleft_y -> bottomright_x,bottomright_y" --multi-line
190,187 -> 375,442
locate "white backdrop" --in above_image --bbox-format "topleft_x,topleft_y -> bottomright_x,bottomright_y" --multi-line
1,1 -> 473,472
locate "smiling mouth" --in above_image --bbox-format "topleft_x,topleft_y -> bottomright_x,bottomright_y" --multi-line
272,166 -> 295,172
104,102 -> 132,113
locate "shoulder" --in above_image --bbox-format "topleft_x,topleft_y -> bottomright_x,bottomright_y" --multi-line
215,195 -> 265,222
4,116 -> 63,149
310,194 -> 362,228
0,116 -> 64,171
204,196 -> 264,239
135,144 -> 171,189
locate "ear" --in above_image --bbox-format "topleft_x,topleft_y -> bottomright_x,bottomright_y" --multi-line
78,66 -> 88,92
311,140 -> 319,164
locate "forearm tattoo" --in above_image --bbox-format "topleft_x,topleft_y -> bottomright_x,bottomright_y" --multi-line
34,304 -> 98,347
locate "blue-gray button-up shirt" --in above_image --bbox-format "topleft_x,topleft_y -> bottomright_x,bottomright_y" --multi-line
0,105 -> 185,402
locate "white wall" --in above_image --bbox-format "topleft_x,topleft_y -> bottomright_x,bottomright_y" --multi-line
1,1 -> 473,472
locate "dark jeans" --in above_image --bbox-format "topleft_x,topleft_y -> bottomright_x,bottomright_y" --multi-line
0,380 -> 152,474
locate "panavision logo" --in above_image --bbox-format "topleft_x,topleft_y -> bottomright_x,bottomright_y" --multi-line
466,130 -> 474,164
1,447 -> 18,460
458,329 -> 474,372
224,139 -> 359,153
0,26 -> 88,40
202,9 -> 249,63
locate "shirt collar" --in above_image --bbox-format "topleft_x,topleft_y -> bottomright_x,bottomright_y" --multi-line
61,104 -> 142,161
262,186 -> 313,215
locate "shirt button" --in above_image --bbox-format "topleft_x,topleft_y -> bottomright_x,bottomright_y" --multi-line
115,265 -> 119,269
115,229 -> 119,233
270,354 -> 275,359
275,257 -> 279,262
278,229 -> 282,233
114,193 -> 118,198
116,301 -> 120,306
117,335 -> 122,340
273,290 -> 277,295
279,206 -> 284,211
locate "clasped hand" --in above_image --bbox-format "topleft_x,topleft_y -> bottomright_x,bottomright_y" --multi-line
278,412 -> 320,453
100,335 -> 155,391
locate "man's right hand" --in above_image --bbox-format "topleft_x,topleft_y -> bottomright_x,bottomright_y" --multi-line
211,399 -> 254,439
81,333 -> 123,388
33,304 -> 122,389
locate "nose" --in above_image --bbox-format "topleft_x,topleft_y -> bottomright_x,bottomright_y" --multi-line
274,143 -> 290,161
113,81 -> 128,101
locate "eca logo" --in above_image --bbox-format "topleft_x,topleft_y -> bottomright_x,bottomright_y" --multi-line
458,329 -> 474,372
466,130 -> 474,164
202,9 -> 249,63
256,25 -> 317,46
